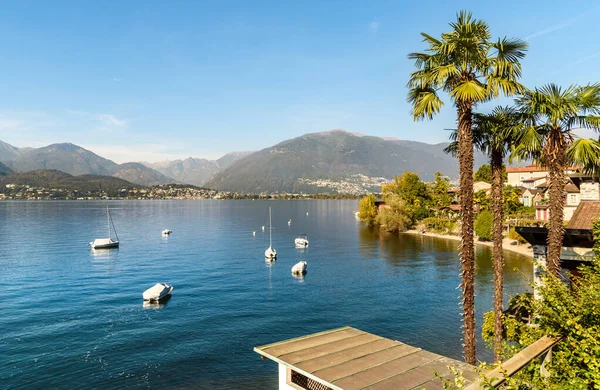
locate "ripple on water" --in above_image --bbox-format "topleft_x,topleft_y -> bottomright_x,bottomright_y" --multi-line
0,200 -> 532,388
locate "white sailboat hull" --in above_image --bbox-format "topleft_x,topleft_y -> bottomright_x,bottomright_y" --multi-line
90,238 -> 119,249
265,247 -> 277,260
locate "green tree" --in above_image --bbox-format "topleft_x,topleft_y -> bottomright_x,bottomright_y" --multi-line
382,171 -> 429,223
430,172 -> 451,209
474,164 -> 492,183
514,84 -> 600,276
407,10 -> 527,364
503,185 -> 522,214
473,189 -> 490,211
474,210 -> 493,241
382,171 -> 428,204
375,195 -> 413,233
480,264 -> 600,388
358,194 -> 378,225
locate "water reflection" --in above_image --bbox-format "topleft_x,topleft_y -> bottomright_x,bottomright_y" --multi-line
142,294 -> 172,310
292,274 -> 305,283
89,247 -> 119,259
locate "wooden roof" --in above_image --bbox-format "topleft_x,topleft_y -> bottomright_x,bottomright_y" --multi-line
567,201 -> 600,230
254,326 -> 478,390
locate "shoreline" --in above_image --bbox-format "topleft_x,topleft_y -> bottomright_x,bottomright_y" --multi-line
403,230 -> 533,258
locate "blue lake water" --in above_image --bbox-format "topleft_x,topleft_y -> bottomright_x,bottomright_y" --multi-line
0,200 -> 532,389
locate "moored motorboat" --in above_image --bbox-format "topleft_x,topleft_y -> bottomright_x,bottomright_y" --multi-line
291,261 -> 307,275
162,229 -> 172,235
142,283 -> 174,302
294,234 -> 309,247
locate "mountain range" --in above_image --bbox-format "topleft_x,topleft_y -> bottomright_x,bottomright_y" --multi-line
0,141 -> 249,187
141,152 -> 253,186
0,130 -> 489,193
205,130 -> 488,193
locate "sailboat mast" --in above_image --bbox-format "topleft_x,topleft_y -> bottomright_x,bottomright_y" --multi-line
269,207 -> 272,247
107,206 -> 110,239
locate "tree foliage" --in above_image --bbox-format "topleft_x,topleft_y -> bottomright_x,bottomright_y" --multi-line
479,264 -> 600,388
474,210 -> 493,241
382,171 -> 429,223
430,172 -> 451,208
358,194 -> 378,225
474,164 -> 492,183
503,185 -> 523,214
512,83 -> 600,276
375,195 -> 413,233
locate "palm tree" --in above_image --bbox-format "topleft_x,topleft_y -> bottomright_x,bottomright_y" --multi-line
407,11 -> 527,364
445,107 -> 523,362
514,84 -> 600,276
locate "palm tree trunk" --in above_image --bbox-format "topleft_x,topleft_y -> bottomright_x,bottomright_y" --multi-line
457,101 -> 476,365
546,129 -> 567,277
490,149 -> 504,362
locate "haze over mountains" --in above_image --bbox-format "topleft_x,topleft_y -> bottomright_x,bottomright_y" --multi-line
141,152 -> 253,186
0,130 -> 488,193
0,140 -> 249,187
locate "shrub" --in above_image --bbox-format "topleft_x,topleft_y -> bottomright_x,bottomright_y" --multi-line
480,265 -> 600,388
375,195 -> 412,233
474,210 -> 493,241
358,194 -> 377,225
422,217 -> 455,234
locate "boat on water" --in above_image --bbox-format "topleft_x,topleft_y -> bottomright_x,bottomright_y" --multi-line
143,282 -> 174,302
294,234 -> 309,247
265,207 -> 277,260
292,261 -> 307,275
90,207 -> 119,249
162,229 -> 172,235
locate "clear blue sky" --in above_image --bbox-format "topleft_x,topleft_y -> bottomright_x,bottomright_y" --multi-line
1,0 -> 599,162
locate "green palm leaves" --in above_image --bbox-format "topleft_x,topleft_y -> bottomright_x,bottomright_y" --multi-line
407,11 -> 527,121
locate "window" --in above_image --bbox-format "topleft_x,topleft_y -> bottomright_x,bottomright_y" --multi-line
569,194 -> 577,204
524,196 -> 530,206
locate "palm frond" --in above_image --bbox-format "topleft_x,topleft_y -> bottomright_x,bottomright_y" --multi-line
567,138 -> 600,174
450,79 -> 488,102
407,87 -> 444,120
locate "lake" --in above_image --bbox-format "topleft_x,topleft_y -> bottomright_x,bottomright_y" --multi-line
0,200 -> 532,389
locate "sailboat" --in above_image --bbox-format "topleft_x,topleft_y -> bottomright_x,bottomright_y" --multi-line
264,207 -> 277,260
90,206 -> 119,249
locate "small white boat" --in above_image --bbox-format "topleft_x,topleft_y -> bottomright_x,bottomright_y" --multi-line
162,229 -> 172,235
265,207 -> 277,260
143,282 -> 174,302
90,207 -> 119,249
253,231 -> 256,236
288,219 -> 292,226
262,226 -> 265,231
292,261 -> 307,275
295,234 -> 309,247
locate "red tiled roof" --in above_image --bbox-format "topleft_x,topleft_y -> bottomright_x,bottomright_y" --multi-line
506,164 -> 580,173
564,183 -> 580,193
567,201 -> 600,230
506,164 -> 547,173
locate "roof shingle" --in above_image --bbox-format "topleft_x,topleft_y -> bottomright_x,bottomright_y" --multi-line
567,201 -> 600,230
